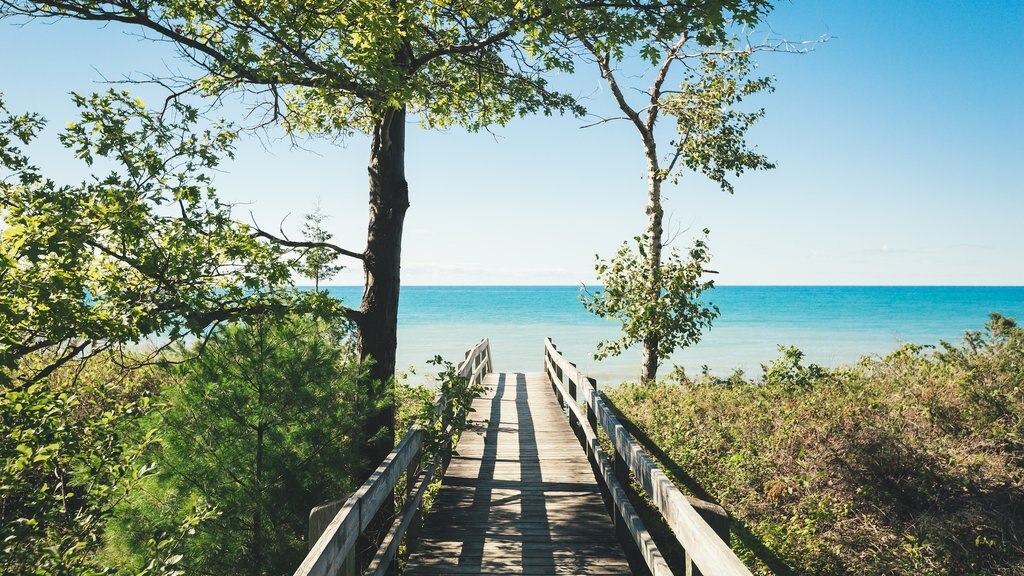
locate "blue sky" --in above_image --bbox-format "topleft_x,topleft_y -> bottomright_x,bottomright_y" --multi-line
2,0 -> 1022,285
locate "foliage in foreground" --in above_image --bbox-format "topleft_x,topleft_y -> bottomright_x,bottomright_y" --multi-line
105,315 -> 377,575
606,314 -> 1024,576
1,312 -> 479,575
0,91 -> 298,386
582,231 -> 718,364
0,355 -> 206,575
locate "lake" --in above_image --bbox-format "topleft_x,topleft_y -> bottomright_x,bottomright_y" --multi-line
323,286 -> 1024,385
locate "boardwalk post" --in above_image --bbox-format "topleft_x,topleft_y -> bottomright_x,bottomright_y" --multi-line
585,376 -> 599,465
612,440 -> 630,541
567,366 -> 580,438
685,497 -> 731,576
307,498 -> 356,576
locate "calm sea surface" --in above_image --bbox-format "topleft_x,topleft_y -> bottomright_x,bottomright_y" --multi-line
323,286 -> 1024,385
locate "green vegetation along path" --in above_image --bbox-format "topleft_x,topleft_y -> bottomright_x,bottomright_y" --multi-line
406,372 -> 630,575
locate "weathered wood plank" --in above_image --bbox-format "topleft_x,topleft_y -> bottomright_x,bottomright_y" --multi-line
365,457 -> 439,576
295,429 -> 424,576
406,372 -> 630,576
295,489 -> 361,576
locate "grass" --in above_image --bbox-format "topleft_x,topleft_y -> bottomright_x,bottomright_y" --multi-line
604,313 -> 1024,576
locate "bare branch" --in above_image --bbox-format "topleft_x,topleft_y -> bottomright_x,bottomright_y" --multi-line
24,340 -> 91,385
252,227 -> 365,261
646,34 -> 688,133
580,36 -> 650,142
579,115 -> 632,129
246,212 -> 365,262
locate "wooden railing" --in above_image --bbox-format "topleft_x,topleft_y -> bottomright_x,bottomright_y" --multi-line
295,338 -> 492,576
543,338 -> 753,576
457,337 -> 493,387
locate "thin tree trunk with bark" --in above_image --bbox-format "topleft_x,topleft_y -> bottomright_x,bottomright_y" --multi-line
357,105 -> 409,476
641,140 -> 664,383
587,37 -> 678,384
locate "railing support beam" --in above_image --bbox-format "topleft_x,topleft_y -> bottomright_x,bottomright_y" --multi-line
543,337 -> 752,576
297,338 -> 491,576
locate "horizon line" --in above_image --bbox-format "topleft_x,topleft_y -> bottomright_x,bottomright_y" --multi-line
301,284 -> 1024,289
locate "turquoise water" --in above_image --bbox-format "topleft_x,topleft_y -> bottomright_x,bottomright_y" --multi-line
323,286 -> 1024,385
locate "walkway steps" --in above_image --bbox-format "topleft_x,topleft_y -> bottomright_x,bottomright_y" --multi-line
405,372 -> 631,576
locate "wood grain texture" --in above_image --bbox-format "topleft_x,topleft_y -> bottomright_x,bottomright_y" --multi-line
544,338 -> 752,576
295,430 -> 423,576
406,372 -> 630,576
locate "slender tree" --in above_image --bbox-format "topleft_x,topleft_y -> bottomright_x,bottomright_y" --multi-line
580,34 -> 777,382
297,204 -> 344,291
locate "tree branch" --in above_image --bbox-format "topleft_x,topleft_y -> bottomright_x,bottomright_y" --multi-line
580,36 -> 650,142
579,115 -> 632,129
250,228 -> 365,262
662,131 -> 691,177
1,0 -> 372,98
646,35 -> 687,132
184,301 -> 364,330
24,339 -> 92,385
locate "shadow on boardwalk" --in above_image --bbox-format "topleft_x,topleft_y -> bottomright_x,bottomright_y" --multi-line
406,372 -> 630,575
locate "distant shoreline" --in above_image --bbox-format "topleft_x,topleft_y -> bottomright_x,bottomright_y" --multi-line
311,286 -> 1024,385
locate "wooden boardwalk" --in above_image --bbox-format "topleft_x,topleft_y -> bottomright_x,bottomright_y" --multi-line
405,372 -> 631,575
297,340 -> 751,576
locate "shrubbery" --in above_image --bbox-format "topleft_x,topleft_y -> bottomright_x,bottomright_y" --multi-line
1,312 -> 478,574
0,356 -> 197,575
606,313 -> 1024,576
103,314 -> 377,575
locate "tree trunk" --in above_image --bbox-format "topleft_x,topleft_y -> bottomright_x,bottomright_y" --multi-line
357,106 -> 409,478
640,142 -> 663,384
252,422 -> 264,574
640,334 -> 659,383
252,328 -> 266,574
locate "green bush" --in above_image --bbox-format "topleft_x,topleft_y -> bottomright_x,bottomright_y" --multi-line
0,355 -> 197,575
606,314 -> 1024,576
106,314 -> 376,575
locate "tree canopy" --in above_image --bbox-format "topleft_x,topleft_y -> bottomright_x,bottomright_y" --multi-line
0,91 -> 315,385
0,0 -> 774,131
583,231 -> 719,364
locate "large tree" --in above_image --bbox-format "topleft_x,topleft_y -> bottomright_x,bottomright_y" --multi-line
579,33 -> 777,382
1,0 -> 775,466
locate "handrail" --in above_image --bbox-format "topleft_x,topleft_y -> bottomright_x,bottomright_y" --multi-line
295,338 -> 492,576
457,337 -> 493,384
543,337 -> 753,576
